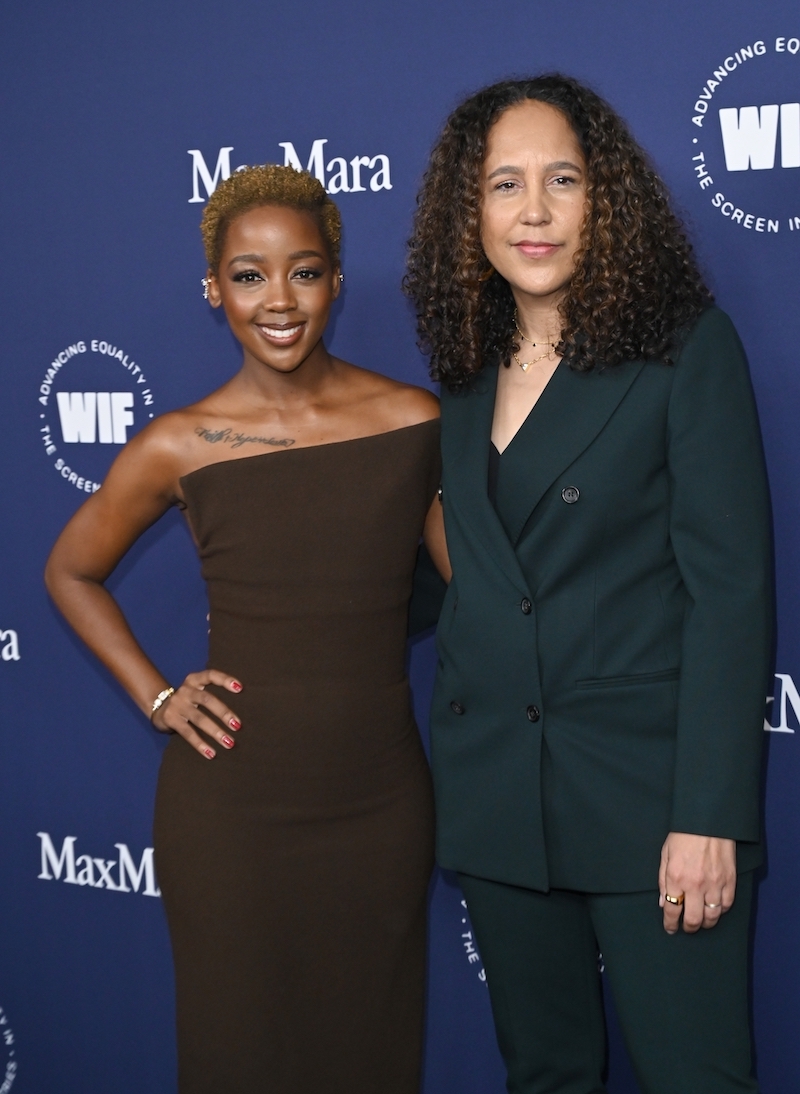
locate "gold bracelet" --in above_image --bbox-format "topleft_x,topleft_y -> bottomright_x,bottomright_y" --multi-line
150,686 -> 175,719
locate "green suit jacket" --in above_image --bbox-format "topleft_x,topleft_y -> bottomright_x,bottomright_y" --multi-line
428,307 -> 773,893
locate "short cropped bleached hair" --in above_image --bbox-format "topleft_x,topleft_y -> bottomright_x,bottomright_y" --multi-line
200,164 -> 342,272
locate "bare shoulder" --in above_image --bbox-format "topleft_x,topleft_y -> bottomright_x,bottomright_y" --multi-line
339,362 -> 439,431
126,374 -> 241,453
121,404 -> 200,462
385,379 -> 440,427
105,397 -> 226,493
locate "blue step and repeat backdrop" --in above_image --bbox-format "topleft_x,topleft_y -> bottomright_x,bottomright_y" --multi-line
1,1 -> 799,1090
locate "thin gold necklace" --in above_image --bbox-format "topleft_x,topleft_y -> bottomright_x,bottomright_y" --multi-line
512,310 -> 558,372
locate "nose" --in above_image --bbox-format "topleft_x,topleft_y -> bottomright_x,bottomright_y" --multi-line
519,180 -> 552,226
262,275 -> 298,314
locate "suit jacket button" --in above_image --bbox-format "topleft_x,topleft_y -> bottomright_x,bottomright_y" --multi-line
526,704 -> 541,723
520,598 -> 532,615
561,486 -> 580,504
451,701 -> 465,715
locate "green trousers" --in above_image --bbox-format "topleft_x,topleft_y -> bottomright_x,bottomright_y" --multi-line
458,872 -> 757,1094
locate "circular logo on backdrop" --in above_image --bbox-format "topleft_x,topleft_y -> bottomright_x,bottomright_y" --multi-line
459,898 -> 487,984
689,35 -> 800,236
37,339 -> 156,493
0,1004 -> 18,1090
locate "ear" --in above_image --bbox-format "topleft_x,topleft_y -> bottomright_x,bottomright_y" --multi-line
332,266 -> 342,300
206,270 -> 222,308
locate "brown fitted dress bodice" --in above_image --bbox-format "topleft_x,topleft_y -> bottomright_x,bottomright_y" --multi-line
153,420 -> 440,1094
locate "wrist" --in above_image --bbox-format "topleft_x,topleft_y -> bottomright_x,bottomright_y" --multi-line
149,685 -> 175,724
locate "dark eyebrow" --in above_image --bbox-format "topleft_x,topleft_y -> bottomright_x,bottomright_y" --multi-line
486,165 -> 522,180
227,253 -> 264,267
486,160 -> 584,180
226,250 -> 326,268
547,160 -> 583,173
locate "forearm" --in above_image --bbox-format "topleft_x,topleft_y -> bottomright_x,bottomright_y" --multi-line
422,490 -> 452,584
408,544 -> 448,636
670,599 -> 769,840
667,308 -> 773,839
46,571 -> 167,718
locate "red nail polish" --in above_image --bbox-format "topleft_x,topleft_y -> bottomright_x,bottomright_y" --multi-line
204,748 -> 215,759
229,718 -> 241,730
222,735 -> 235,747
231,681 -> 242,692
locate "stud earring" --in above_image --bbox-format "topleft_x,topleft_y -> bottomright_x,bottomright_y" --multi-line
339,273 -> 344,283
201,277 -> 210,300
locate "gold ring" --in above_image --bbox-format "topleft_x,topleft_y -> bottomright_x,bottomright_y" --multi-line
704,902 -> 720,909
664,892 -> 685,905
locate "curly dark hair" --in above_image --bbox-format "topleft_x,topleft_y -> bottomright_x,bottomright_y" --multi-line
404,74 -> 713,389
201,164 -> 342,273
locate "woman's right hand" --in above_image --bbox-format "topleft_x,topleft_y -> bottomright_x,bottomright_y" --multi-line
152,670 -> 243,759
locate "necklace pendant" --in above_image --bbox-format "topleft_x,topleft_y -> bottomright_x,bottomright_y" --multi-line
519,361 -> 530,372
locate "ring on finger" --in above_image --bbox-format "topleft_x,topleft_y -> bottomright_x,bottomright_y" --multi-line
704,901 -> 721,909
664,892 -> 685,905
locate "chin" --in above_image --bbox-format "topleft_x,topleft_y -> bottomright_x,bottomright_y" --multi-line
267,360 -> 305,374
511,284 -> 561,301
516,275 -> 570,298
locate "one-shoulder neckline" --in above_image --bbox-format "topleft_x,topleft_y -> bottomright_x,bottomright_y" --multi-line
179,417 -> 440,487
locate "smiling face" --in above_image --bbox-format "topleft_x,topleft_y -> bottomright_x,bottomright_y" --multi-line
206,204 -> 340,375
481,100 -> 588,312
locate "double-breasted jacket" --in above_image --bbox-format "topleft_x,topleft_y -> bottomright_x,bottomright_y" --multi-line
424,307 -> 773,893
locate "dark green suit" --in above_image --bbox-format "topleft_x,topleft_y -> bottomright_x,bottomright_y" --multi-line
430,307 -> 772,893
423,308 -> 773,1093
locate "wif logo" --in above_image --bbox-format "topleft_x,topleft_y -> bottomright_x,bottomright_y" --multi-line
0,1006 -> 16,1094
460,899 -> 487,984
689,37 -> 800,234
57,392 -> 134,445
37,339 -> 156,493
719,104 -> 800,170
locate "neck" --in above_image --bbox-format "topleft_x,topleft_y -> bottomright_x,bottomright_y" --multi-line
513,294 -> 563,345
235,340 -> 337,409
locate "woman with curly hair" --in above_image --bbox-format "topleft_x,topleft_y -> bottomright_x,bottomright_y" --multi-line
406,75 -> 772,1093
45,164 -> 448,1093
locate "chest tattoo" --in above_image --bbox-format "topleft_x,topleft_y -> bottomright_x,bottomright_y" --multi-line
195,426 -> 295,449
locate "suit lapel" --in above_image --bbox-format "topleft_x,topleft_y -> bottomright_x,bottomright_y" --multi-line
495,357 -> 646,545
441,367 -> 531,597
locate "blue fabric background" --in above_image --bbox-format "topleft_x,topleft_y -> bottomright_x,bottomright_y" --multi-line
1,2 -> 797,1090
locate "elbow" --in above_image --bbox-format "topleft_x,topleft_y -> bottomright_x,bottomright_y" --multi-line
43,549 -> 60,599
44,542 -> 73,602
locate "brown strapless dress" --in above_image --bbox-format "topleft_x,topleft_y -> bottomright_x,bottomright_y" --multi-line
153,420 -> 440,1094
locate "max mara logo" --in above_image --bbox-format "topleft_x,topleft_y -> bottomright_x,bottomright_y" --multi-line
0,631 -> 19,662
764,673 -> 800,734
187,140 -> 392,203
37,832 -> 161,897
